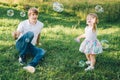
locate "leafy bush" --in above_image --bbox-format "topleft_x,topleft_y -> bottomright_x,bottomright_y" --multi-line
71,2 -> 120,23
0,0 -> 120,23
102,2 -> 120,22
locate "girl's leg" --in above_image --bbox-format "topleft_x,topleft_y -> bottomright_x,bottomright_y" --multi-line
85,54 -> 91,61
84,54 -> 96,71
90,54 -> 96,67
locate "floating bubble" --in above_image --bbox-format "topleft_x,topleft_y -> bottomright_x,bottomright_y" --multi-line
7,9 -> 14,17
20,11 -> 26,17
101,40 -> 109,49
53,2 -> 64,12
25,38 -> 30,42
95,5 -> 104,13
79,60 -> 85,67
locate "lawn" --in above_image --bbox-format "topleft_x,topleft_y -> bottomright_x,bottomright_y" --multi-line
0,1 -> 120,80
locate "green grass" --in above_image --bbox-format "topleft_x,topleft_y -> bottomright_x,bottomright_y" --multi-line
0,3 -> 120,80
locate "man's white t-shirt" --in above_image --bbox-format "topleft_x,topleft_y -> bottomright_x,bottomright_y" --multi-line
17,20 -> 44,45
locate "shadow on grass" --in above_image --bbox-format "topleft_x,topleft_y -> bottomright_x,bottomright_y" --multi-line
0,6 -> 86,28
0,6 -> 27,21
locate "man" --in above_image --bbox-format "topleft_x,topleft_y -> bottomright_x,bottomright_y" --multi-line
12,8 -> 45,73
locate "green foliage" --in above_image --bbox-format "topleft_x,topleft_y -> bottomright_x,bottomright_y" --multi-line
102,2 -> 120,22
0,1 -> 120,80
0,0 -> 120,23
71,2 -> 120,23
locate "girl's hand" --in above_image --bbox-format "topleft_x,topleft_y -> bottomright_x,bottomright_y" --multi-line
74,37 -> 80,42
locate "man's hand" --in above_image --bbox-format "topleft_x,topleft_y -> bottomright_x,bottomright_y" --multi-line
12,31 -> 20,40
36,42 -> 42,46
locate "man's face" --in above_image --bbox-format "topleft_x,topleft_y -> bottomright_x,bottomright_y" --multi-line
29,13 -> 38,22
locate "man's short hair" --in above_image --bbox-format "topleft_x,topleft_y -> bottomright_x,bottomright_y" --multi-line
28,8 -> 38,16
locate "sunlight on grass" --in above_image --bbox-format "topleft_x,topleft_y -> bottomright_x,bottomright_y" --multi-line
43,25 -> 83,35
0,3 -> 120,79
0,18 -> 20,27
0,41 -> 13,46
42,25 -> 120,40
42,25 -> 84,42
98,27 -> 120,35
76,11 -> 86,21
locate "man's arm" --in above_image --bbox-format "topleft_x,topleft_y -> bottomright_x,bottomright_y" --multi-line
36,33 -> 40,45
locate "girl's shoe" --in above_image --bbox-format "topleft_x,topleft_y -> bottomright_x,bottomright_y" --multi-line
85,66 -> 94,71
85,61 -> 91,65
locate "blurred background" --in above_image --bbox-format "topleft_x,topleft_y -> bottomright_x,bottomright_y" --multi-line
0,0 -> 120,23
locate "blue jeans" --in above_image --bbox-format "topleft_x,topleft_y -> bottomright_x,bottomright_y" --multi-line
16,31 -> 45,67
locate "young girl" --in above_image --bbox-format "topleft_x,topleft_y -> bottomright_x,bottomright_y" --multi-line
76,13 -> 103,71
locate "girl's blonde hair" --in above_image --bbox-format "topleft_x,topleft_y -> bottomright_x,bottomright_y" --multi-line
87,13 -> 98,32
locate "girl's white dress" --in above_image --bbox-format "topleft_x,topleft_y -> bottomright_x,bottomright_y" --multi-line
79,26 -> 103,54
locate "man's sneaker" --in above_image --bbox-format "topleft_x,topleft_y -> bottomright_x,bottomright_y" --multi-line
85,61 -> 91,65
23,65 -> 35,73
18,56 -> 25,65
85,66 -> 94,71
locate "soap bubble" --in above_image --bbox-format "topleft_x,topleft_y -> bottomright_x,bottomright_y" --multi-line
20,11 -> 26,17
101,40 -> 109,49
95,5 -> 104,13
53,2 -> 64,12
79,60 -> 85,67
25,38 -> 30,43
7,9 -> 14,17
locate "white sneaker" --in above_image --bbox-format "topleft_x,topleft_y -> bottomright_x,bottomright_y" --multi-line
18,56 -> 25,65
85,66 -> 94,71
23,65 -> 35,73
85,61 -> 91,65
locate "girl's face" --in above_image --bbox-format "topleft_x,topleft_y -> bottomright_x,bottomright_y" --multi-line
28,13 -> 38,23
86,15 -> 96,26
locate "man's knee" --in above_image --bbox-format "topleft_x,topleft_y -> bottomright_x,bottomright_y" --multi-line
26,31 -> 34,38
24,31 -> 34,42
